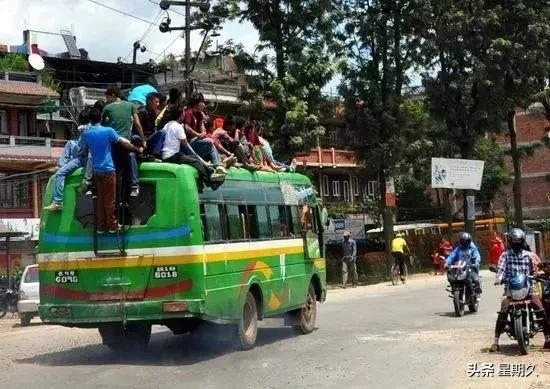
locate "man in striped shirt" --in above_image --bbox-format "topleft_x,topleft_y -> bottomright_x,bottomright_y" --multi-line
489,228 -> 549,352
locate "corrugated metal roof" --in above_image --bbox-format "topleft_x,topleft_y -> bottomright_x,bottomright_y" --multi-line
0,80 -> 58,97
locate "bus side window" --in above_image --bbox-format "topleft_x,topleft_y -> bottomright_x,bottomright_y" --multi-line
300,204 -> 316,233
227,204 -> 246,240
203,203 -> 224,242
246,205 -> 261,239
289,206 -> 302,236
269,205 -> 281,238
256,205 -> 271,239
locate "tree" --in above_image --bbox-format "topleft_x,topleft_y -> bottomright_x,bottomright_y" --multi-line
212,1 -> 340,157
420,0 -> 503,236
480,0 -> 550,228
337,0 -> 425,275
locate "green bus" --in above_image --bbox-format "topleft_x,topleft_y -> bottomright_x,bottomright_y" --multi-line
38,163 -> 326,350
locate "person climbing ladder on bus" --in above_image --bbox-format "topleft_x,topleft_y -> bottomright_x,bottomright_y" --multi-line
43,108 -> 92,211
102,86 -> 145,197
81,108 -> 143,234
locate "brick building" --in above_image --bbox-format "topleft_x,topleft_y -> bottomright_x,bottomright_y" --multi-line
493,110 -> 550,218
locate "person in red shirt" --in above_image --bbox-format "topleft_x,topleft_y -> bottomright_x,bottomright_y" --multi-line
432,237 -> 453,275
489,231 -> 506,270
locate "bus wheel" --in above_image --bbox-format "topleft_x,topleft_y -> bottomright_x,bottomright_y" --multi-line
99,322 -> 152,352
293,284 -> 317,335
236,291 -> 258,350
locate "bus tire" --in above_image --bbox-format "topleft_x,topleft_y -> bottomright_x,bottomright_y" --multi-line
236,291 -> 258,350
293,284 -> 317,335
99,322 -> 152,352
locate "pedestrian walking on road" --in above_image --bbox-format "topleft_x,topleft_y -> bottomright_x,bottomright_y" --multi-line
341,231 -> 358,288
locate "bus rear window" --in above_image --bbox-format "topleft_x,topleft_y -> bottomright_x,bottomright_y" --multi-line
24,267 -> 39,283
76,183 -> 156,228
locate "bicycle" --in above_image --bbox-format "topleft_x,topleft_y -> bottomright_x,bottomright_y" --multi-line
391,257 -> 408,285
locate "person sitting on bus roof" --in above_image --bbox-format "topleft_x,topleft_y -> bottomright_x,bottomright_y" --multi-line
246,123 -> 278,172
137,92 -> 161,139
204,118 -> 237,168
160,103 -> 226,187
156,88 -> 182,129
81,108 -> 143,234
127,77 -> 158,109
103,86 -> 145,197
183,95 -> 229,174
257,126 -> 297,172
43,108 -> 92,212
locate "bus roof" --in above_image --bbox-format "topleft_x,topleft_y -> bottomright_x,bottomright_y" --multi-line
139,162 -> 313,186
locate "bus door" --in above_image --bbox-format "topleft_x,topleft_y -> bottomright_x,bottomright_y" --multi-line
301,204 -> 322,260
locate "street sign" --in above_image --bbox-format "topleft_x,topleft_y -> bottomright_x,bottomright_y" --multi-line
332,219 -> 347,231
431,158 -> 485,190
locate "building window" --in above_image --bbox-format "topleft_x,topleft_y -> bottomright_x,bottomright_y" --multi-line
332,180 -> 341,197
343,181 -> 351,202
366,180 -> 378,200
328,130 -> 337,144
353,177 -> 360,196
0,110 -> 8,135
0,172 -> 32,209
323,175 -> 330,197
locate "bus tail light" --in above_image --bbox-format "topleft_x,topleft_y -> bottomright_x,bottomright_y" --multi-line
163,302 -> 187,312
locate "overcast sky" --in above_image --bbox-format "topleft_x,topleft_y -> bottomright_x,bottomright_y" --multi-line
0,0 -> 259,63
0,0 -> 346,92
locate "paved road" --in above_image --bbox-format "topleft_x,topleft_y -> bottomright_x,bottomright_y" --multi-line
0,271 -> 548,389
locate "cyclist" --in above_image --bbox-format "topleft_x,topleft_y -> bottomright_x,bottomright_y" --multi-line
391,232 -> 410,282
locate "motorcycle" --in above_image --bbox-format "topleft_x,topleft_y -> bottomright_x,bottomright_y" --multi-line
0,288 -> 19,318
446,260 -> 479,317
495,273 -> 549,355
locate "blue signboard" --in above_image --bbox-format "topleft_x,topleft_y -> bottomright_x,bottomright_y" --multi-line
333,219 -> 347,231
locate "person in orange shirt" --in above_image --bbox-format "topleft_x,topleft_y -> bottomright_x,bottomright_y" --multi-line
489,231 -> 505,270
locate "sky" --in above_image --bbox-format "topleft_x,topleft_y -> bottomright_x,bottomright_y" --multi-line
0,0 -> 259,64
0,0 -> 343,92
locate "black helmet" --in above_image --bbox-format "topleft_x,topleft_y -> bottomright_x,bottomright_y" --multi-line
507,228 -> 526,251
458,232 -> 472,249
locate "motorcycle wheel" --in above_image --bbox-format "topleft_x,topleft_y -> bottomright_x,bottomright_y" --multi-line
467,288 -> 479,313
514,313 -> 529,355
453,289 -> 464,317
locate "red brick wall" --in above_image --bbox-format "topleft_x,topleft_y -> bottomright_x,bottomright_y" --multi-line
494,112 -> 549,144
493,111 -> 550,216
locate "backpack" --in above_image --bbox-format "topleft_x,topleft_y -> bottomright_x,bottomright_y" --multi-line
146,130 -> 166,159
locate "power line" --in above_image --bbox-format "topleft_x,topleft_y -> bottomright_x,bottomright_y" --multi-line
86,0 -> 161,25
145,0 -> 186,17
155,33 -> 182,61
123,9 -> 164,62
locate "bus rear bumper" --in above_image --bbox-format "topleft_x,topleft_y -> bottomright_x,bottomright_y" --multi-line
39,299 -> 204,326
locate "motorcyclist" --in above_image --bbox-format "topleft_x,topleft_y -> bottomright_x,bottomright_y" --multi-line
444,232 -> 482,294
489,228 -> 550,352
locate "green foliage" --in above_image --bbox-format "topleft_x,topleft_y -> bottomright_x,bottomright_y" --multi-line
158,53 -> 179,70
214,1 -> 339,158
474,137 -> 512,213
0,53 -> 30,72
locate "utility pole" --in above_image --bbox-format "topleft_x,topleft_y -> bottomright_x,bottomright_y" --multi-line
158,1 -> 217,99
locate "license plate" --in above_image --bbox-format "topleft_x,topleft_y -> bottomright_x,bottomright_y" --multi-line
55,270 -> 79,284
154,266 -> 178,279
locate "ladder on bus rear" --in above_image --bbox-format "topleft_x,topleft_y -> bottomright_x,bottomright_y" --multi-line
92,174 -> 127,257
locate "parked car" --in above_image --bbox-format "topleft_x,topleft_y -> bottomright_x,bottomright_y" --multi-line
17,265 -> 39,326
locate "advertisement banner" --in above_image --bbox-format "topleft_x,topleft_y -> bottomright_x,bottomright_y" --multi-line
431,158 -> 485,190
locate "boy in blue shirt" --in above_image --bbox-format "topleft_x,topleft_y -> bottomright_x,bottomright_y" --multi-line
81,108 -> 143,234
